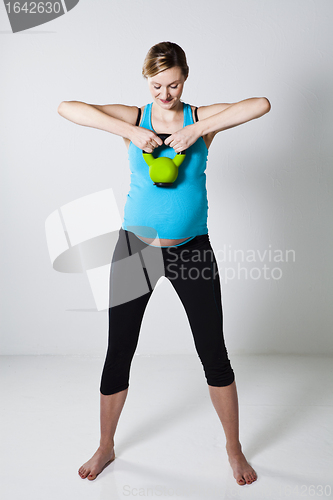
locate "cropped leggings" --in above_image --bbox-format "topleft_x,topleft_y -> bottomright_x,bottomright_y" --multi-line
100,228 -> 235,395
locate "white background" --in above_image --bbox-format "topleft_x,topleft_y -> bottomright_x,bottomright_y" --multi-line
1,0 -> 332,356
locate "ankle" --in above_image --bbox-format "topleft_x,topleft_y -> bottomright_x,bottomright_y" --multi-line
226,441 -> 242,455
99,440 -> 114,452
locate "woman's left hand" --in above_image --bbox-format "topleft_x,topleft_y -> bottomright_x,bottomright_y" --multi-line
164,124 -> 201,153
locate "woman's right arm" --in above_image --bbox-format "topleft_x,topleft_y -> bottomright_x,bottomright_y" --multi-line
57,101 -> 162,152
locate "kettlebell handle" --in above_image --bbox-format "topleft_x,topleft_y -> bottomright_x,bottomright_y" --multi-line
143,133 -> 187,155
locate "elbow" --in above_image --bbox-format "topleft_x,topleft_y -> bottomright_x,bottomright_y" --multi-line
57,101 -> 66,115
57,100 -> 73,115
261,97 -> 271,113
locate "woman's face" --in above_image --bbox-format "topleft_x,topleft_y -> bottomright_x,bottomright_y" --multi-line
148,66 -> 187,109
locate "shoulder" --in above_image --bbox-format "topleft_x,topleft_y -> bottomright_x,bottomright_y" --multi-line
91,103 -> 145,125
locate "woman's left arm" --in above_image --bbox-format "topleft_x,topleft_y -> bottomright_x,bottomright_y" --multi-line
197,97 -> 271,136
165,97 -> 271,152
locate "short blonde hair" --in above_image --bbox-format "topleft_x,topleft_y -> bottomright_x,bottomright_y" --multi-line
142,41 -> 189,80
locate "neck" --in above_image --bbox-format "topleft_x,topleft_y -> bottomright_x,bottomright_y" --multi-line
152,100 -> 183,122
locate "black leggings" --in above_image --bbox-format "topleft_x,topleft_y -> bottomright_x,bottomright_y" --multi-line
100,228 -> 235,395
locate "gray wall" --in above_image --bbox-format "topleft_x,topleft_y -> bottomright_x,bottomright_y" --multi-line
1,0 -> 332,356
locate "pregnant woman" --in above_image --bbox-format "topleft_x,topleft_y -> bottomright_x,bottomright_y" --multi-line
58,41 -> 270,486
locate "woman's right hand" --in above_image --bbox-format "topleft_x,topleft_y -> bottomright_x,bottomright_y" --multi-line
129,126 -> 163,153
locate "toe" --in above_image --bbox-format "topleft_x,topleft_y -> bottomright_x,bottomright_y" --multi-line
237,476 -> 246,485
81,468 -> 90,479
244,469 -> 257,483
88,472 -> 97,481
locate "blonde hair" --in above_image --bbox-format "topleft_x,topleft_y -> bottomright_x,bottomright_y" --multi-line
142,41 -> 189,80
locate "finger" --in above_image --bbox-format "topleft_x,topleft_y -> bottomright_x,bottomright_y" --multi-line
155,136 -> 164,146
164,136 -> 172,146
148,138 -> 162,151
148,135 -> 162,147
143,141 -> 154,153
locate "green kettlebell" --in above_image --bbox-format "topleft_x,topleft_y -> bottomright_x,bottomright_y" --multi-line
142,133 -> 187,187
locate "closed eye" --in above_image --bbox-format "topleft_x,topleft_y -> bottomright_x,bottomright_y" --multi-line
154,85 -> 179,89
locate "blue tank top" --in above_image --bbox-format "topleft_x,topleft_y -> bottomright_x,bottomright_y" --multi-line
122,101 -> 209,239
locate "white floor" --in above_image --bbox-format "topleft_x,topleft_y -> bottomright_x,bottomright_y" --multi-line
1,354 -> 332,500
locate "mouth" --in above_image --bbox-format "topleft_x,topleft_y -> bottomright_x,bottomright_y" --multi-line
159,98 -> 172,104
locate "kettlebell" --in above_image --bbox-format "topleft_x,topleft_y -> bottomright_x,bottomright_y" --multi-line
142,133 -> 187,187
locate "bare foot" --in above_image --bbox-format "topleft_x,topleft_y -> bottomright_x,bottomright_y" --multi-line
227,448 -> 257,486
78,446 -> 115,480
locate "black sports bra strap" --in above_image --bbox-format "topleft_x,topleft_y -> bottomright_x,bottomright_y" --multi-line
135,107 -> 142,126
194,107 -> 199,122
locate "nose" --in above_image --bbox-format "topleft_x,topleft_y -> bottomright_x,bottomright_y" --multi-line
160,87 -> 170,99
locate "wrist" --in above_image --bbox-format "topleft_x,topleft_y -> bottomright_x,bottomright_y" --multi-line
123,122 -> 136,141
193,119 -> 206,138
